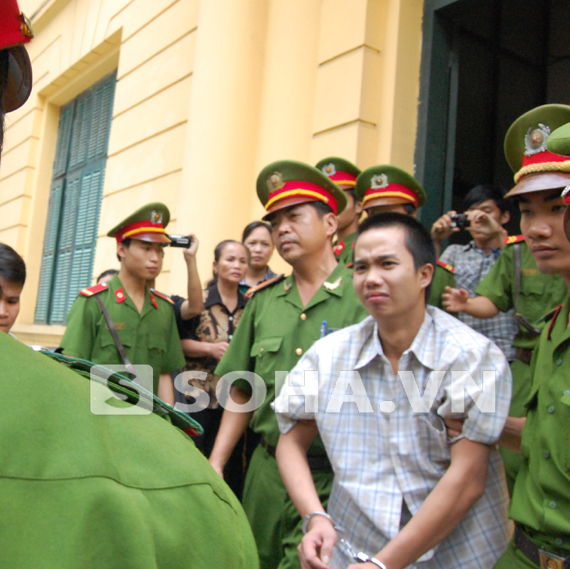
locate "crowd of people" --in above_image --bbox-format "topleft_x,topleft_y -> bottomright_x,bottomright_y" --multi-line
1,1 -> 570,568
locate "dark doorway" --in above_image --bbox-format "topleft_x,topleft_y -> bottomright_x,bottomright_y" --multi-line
415,0 -> 570,243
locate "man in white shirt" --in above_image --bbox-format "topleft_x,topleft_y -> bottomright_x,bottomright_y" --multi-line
274,212 -> 511,569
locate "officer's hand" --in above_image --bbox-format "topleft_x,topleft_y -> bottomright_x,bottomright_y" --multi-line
299,517 -> 338,569
444,417 -> 465,438
182,233 -> 199,261
441,286 -> 470,312
209,341 -> 229,360
431,211 -> 459,243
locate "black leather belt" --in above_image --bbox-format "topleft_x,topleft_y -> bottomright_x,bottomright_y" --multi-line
514,525 -> 570,569
260,437 -> 332,472
515,347 -> 534,365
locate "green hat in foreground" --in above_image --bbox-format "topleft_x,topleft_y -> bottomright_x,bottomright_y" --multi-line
257,160 -> 347,219
315,157 -> 361,191
355,165 -> 426,211
504,104 -> 570,197
107,202 -> 171,244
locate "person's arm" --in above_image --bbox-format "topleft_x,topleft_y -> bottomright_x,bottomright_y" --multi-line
209,386 -> 253,477
158,372 -> 175,406
276,420 -> 337,569
441,287 -> 500,317
179,234 -> 203,320
431,211 -> 460,258
180,339 -> 229,359
498,417 -> 526,453
363,438 -> 490,569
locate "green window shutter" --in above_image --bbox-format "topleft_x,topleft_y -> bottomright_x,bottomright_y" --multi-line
52,102 -> 75,178
67,161 -> 106,314
49,173 -> 82,324
68,93 -> 92,171
36,71 -> 116,325
34,180 -> 65,323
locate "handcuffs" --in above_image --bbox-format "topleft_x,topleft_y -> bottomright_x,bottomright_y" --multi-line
302,512 -> 387,568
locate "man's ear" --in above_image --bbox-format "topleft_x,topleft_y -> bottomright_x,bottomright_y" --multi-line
419,263 -> 435,291
323,212 -> 338,238
354,200 -> 364,217
500,210 -> 511,226
117,242 -> 126,262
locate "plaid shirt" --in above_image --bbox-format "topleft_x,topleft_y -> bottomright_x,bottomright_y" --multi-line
440,241 -> 518,360
275,307 -> 511,569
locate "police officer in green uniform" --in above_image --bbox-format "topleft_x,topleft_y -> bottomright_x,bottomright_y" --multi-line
492,115 -> 570,569
60,203 -> 186,405
208,160 -> 369,569
315,157 -> 362,265
355,164 -> 456,309
444,105 -> 570,495
0,2 -> 258,566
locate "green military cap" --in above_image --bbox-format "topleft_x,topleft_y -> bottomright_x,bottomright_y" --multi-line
504,104 -> 570,197
257,159 -> 347,219
355,164 -> 426,211
107,202 -> 171,244
315,157 -> 361,191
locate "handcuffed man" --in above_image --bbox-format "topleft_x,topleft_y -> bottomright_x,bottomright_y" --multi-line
274,213 -> 511,569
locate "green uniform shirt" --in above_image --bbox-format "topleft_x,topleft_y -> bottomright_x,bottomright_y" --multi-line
476,241 -> 567,349
428,264 -> 456,310
0,332 -> 258,568
60,275 -> 185,394
334,232 -> 356,265
215,262 -> 368,449
509,301 -> 570,554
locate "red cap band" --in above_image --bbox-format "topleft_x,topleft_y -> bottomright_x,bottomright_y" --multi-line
266,180 -> 338,214
327,170 -> 357,187
0,0 -> 33,51
362,183 -> 419,208
522,150 -> 569,169
116,220 -> 168,243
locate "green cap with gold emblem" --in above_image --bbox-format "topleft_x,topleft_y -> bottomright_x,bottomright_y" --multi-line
315,157 -> 361,191
257,159 -> 347,219
503,104 -> 570,197
355,165 -> 426,211
107,202 -> 171,244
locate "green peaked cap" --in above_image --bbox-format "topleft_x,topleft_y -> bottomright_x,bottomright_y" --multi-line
257,159 -> 347,218
503,104 -> 570,196
355,165 -> 426,209
107,202 -> 171,243
315,157 -> 361,190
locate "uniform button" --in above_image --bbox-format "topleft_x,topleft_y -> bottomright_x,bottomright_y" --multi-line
300,313 -> 307,320
260,347 -> 264,354
544,450 -> 551,459
556,538 -> 564,546
548,406 -> 556,414
565,390 -> 570,395
549,501 -> 557,509
556,358 -> 563,366
229,335 -> 233,340
229,316 -> 233,321
295,348 -> 303,356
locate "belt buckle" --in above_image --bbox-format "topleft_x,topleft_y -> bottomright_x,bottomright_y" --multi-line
539,548 -> 565,569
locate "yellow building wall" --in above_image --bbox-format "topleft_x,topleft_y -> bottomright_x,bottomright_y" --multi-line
2,0 -> 423,346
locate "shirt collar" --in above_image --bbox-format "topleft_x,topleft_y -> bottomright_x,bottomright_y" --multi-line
204,283 -> 248,311
353,310 -> 435,370
465,239 -> 501,256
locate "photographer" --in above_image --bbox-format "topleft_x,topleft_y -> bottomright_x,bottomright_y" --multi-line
430,185 -> 518,360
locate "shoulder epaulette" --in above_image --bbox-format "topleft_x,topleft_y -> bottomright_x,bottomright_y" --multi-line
437,259 -> 455,274
79,282 -> 109,297
547,304 -> 564,340
504,234 -> 525,246
151,289 -> 175,305
245,274 -> 285,299
346,262 -> 353,269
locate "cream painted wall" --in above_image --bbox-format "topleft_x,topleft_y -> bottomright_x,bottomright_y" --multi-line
2,0 -> 424,344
